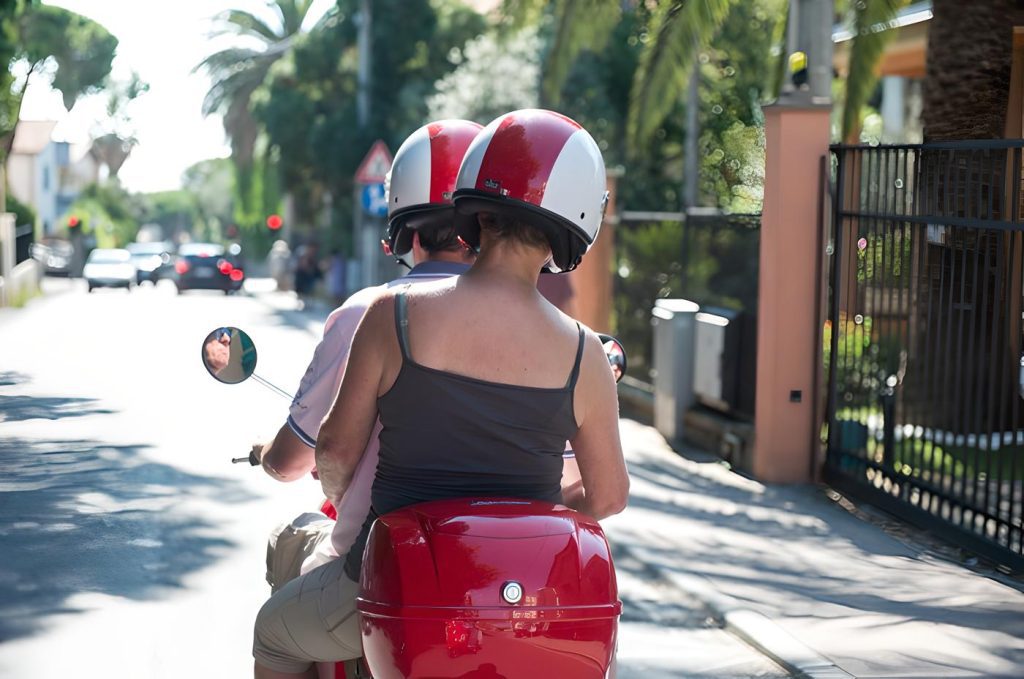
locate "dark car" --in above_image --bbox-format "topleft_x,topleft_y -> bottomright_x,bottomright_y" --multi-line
127,241 -> 175,284
173,242 -> 245,295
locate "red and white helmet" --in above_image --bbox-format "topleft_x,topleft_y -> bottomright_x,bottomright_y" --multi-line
385,119 -> 483,257
452,109 -> 608,273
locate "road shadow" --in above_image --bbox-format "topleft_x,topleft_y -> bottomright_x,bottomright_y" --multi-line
611,539 -> 711,629
0,371 -> 116,423
0,371 -> 28,387
0,437 -> 255,642
0,394 -> 115,422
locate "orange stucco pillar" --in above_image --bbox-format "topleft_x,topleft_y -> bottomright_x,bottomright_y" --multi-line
752,102 -> 831,483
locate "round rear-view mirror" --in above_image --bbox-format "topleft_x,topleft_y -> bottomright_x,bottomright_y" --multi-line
597,333 -> 627,383
202,326 -> 258,384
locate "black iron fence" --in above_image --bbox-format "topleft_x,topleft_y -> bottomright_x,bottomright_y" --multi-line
825,140 -> 1024,572
614,209 -> 760,386
15,224 -> 33,264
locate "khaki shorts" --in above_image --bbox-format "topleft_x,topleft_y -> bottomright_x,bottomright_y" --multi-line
253,556 -> 362,674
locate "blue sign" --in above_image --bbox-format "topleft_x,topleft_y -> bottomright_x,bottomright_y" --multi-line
361,183 -> 388,218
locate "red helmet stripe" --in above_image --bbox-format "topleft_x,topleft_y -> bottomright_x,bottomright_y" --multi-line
429,122 -> 480,205
474,111 -> 580,206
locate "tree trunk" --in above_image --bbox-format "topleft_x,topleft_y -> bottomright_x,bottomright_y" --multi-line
921,0 -> 1022,141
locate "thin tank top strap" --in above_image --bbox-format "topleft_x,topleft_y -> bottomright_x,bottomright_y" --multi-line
566,323 -> 585,389
394,287 -> 411,361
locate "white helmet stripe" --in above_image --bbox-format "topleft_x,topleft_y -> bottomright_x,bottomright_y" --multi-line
455,122 -> 498,192
540,129 -> 607,244
388,125 -> 432,216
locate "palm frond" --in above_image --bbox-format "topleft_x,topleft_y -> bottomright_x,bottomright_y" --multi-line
194,46 -> 269,76
498,0 -> 549,31
541,0 -> 621,107
626,0 -> 737,154
213,9 -> 282,42
279,0 -> 315,36
767,0 -> 789,100
201,63 -> 271,116
841,0 -> 910,142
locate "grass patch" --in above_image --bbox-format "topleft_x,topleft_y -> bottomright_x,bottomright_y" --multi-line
871,437 -> 1024,481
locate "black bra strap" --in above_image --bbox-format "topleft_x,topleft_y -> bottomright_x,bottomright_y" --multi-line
394,289 -> 411,360
566,323 -> 585,389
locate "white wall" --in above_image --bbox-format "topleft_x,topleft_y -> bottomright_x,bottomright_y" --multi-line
7,154 -> 36,215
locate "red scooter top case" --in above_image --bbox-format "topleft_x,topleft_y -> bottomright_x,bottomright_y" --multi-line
356,498 -> 621,679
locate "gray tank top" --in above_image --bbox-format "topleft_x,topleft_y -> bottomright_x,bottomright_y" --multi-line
343,290 -> 584,580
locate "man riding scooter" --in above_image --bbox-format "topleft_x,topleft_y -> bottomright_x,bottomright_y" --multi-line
251,119 -> 483,578
252,108 -> 628,679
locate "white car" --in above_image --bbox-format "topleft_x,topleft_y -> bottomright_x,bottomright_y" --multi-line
84,248 -> 136,292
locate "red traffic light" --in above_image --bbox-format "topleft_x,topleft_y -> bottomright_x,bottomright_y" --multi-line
67,216 -> 80,228
266,214 -> 283,230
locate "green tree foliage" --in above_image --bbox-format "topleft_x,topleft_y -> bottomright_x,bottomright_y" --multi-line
428,27 -> 541,123
254,0 -> 486,244
18,5 -> 117,110
614,221 -> 685,372
89,72 -> 149,177
0,3 -> 116,187
63,181 -> 142,248
696,0 -> 782,211
6,187 -> 35,227
182,158 -> 235,238
0,0 -> 28,155
140,190 -> 201,243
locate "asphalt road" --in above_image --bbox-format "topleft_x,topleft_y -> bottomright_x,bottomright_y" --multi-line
0,278 -> 324,677
0,277 -> 786,678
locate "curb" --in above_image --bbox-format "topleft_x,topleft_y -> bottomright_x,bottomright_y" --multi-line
631,545 -> 855,679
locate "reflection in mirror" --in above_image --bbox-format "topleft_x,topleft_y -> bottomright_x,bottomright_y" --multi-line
597,333 -> 627,383
202,326 -> 258,384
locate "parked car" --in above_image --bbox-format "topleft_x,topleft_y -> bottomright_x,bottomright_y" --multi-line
126,241 -> 175,284
30,238 -> 74,277
83,248 -> 135,292
173,242 -> 245,294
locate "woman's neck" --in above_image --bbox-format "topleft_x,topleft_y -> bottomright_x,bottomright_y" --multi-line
464,241 -> 547,291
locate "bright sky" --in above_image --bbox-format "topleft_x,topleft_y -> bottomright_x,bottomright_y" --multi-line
20,0 -> 336,194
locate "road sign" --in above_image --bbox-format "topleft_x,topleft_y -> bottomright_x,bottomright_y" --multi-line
361,182 -> 388,217
355,140 -> 393,184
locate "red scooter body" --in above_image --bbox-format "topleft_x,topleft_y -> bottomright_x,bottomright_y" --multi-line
355,498 -> 620,678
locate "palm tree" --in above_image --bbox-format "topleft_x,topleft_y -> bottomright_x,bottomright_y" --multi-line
499,0 -> 624,108
629,0 -> 914,150
195,1 -> 322,214
505,0 -> 910,152
921,0 -> 1024,140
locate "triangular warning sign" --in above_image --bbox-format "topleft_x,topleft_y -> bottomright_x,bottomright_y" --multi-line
355,140 -> 393,184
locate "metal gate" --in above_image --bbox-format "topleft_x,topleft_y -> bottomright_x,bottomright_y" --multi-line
824,140 -> 1024,573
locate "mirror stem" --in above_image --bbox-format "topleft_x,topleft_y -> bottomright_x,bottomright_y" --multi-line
251,373 -> 293,401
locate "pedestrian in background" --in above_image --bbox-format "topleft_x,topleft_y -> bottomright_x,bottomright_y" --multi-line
293,243 -> 322,309
326,249 -> 347,308
268,240 -> 291,292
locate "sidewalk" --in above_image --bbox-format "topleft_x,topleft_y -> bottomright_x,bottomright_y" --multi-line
606,418 -> 1024,679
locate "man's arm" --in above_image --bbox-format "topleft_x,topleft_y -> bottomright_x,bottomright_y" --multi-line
254,423 -> 315,482
259,296 -> 368,484
316,296 -> 392,505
